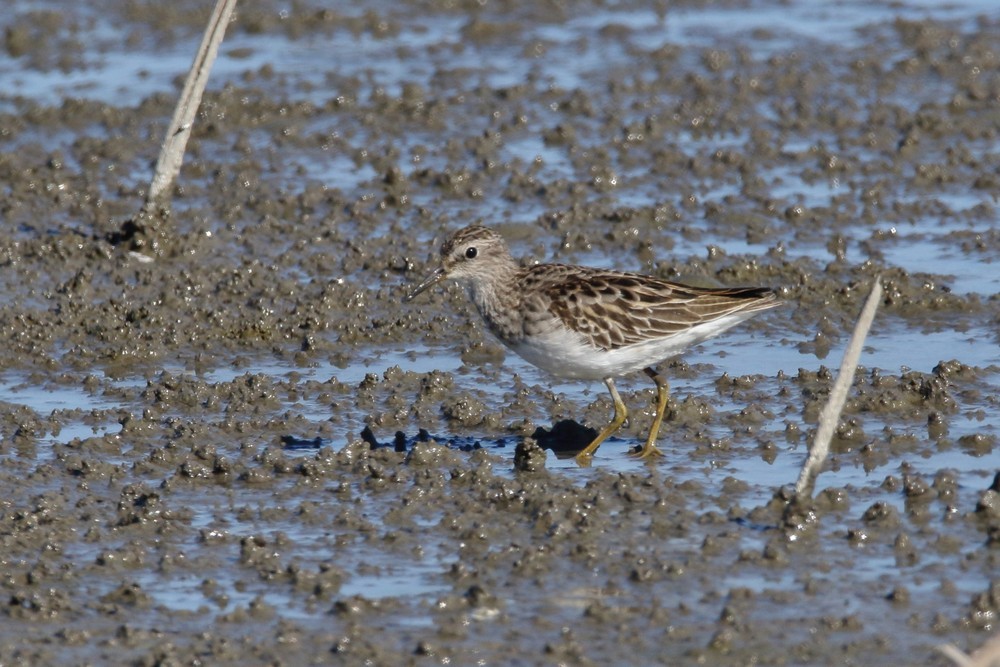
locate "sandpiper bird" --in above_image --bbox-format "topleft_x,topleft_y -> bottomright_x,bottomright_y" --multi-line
405,225 -> 779,465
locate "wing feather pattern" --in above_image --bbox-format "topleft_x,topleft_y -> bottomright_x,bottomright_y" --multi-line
525,264 -> 779,351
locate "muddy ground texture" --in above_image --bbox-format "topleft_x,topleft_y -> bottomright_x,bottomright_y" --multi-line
1,1 -> 999,665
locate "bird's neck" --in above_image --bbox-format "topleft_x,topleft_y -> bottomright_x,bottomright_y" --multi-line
467,264 -> 523,342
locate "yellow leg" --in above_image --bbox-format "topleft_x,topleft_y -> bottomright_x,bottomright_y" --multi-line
628,367 -> 667,460
575,378 -> 627,466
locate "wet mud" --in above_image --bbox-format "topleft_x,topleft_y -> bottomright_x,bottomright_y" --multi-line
1,0 -> 999,665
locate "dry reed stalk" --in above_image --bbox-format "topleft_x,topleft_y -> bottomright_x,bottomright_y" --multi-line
146,0 -> 238,206
937,634 -> 1000,667
794,277 -> 882,496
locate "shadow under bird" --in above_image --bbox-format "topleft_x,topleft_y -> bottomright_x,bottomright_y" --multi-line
405,225 -> 780,465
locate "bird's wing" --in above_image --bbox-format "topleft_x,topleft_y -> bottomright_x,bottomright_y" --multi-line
529,265 -> 777,350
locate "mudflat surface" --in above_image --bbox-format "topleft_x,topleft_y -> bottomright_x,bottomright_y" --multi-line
1,1 -> 998,665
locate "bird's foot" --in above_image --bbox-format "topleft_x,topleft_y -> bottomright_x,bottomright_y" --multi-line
628,443 -> 664,460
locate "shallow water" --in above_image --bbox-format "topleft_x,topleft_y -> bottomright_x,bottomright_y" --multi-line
1,0 -> 999,664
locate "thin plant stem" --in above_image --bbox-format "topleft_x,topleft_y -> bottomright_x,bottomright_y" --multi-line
794,277 -> 882,496
146,0 -> 239,206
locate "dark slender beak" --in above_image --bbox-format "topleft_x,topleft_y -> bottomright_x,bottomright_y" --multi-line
404,266 -> 446,302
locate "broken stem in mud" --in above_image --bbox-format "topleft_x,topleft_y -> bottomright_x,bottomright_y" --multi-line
794,276 -> 882,497
146,0 -> 238,207
937,644 -> 975,667
936,633 -> 1000,667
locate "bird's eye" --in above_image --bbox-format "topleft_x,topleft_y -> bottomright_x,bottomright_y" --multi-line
465,246 -> 478,259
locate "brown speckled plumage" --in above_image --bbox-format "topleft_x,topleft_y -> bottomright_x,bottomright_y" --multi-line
406,225 -> 780,464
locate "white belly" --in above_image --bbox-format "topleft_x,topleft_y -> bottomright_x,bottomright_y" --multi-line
505,311 -> 762,381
